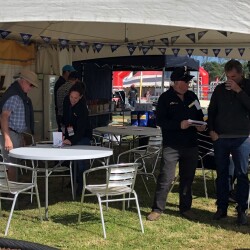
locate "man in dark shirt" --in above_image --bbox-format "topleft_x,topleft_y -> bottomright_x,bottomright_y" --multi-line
128,84 -> 138,107
208,59 -> 250,225
54,64 -> 76,131
147,67 -> 205,221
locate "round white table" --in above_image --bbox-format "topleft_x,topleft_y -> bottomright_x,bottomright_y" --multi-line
9,145 -> 113,220
94,125 -> 161,137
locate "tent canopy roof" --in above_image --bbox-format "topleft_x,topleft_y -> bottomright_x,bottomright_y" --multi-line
1,1 -> 250,60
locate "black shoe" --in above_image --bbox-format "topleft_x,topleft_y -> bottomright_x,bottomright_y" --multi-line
213,209 -> 227,220
180,210 -> 197,221
236,207 -> 248,225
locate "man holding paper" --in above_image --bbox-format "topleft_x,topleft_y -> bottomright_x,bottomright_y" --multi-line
147,67 -> 205,221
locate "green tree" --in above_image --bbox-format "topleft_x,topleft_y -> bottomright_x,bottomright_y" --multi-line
201,61 -> 225,82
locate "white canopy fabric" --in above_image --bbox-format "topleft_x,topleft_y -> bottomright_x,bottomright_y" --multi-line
1,0 -> 250,63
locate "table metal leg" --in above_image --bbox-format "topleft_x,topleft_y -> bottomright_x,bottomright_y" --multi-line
45,161 -> 49,220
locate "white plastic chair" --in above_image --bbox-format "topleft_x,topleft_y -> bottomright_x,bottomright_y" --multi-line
0,161 -> 42,236
117,145 -> 161,197
78,163 -> 144,239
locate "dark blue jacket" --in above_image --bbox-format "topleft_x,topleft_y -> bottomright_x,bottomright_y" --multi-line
156,86 -> 204,148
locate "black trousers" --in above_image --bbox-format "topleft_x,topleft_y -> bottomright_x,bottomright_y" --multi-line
152,146 -> 198,213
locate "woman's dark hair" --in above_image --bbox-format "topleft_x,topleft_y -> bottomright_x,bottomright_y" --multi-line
69,82 -> 85,97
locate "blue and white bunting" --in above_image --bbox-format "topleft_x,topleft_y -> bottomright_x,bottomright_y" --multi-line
40,36 -> 51,44
110,44 -> 120,53
225,48 -> 232,56
213,49 -> 221,57
160,38 -> 169,46
186,49 -> 194,57
172,48 -> 180,56
0,30 -> 11,39
186,33 -> 195,43
20,33 -> 32,45
158,48 -> 166,55
200,49 -> 208,55
238,48 -> 245,56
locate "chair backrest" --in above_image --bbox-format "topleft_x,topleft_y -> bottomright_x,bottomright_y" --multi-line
148,136 -> 162,147
107,163 -> 140,191
0,162 -> 13,192
197,132 -> 216,170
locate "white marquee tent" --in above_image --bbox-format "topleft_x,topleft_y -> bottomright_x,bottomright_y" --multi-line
1,0 -> 250,81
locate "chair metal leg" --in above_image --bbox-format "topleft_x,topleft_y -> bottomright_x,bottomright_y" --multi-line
5,194 -> 18,236
201,164 -> 208,199
140,175 -> 151,197
133,191 -> 144,234
98,196 -> 106,239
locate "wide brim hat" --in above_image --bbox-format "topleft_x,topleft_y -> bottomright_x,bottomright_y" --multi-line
170,67 -> 194,82
19,69 -> 39,88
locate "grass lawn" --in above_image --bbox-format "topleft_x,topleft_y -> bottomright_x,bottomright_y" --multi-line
0,154 -> 249,250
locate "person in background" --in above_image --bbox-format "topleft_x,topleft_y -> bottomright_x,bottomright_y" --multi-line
56,71 -> 80,130
0,69 -> 39,180
128,84 -> 138,107
208,59 -> 250,225
62,82 -> 92,195
147,67 -> 205,221
54,64 -> 76,131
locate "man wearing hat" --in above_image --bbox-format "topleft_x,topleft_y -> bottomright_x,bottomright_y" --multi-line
0,69 -> 39,180
54,64 -> 76,131
147,66 -> 205,221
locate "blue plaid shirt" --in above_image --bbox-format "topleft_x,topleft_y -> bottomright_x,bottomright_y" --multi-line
2,95 -> 27,133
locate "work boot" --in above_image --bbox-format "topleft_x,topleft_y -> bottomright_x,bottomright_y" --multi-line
213,209 -> 227,220
236,207 -> 248,225
147,211 -> 162,221
181,210 -> 197,221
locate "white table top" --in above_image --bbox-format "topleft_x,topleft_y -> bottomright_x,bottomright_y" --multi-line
9,145 -> 113,161
94,125 -> 161,137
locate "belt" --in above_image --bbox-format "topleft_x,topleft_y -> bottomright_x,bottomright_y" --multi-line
9,127 -> 20,134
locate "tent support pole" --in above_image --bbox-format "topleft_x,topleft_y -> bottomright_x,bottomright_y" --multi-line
161,67 -> 165,94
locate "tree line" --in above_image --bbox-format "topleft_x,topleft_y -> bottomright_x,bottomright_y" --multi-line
201,60 -> 250,82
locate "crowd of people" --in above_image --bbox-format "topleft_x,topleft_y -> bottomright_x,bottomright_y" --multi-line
0,60 -> 249,225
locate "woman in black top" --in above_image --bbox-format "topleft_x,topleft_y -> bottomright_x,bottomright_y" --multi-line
62,82 -> 91,194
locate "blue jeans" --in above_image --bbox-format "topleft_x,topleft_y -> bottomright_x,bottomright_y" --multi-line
152,146 -> 198,213
213,137 -> 250,211
76,137 -> 91,189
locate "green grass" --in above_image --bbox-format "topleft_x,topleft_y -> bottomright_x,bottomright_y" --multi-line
0,166 -> 249,250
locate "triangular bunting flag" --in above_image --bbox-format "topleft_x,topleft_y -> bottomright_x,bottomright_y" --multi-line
186,33 -> 195,43
58,39 -> 69,49
77,41 -> 88,49
86,44 -> 90,53
141,46 -> 150,55
137,41 -> 144,51
0,30 -> 11,39
171,36 -> 180,45
127,44 -> 137,55
213,49 -> 221,57
110,44 -> 120,53
148,40 -> 155,49
225,48 -> 232,56
158,48 -> 166,55
160,38 -> 169,46
200,49 -> 208,55
94,43 -> 104,53
238,48 -> 245,57
50,44 -> 54,50
92,44 -> 96,53
217,31 -> 227,37
172,48 -> 180,56
40,36 -> 51,44
186,49 -> 194,57
198,31 -> 207,40
20,33 -> 32,45
71,45 -> 76,53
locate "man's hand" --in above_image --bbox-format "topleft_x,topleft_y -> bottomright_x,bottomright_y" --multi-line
196,125 -> 206,132
180,120 -> 191,129
225,79 -> 242,93
209,131 -> 219,141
